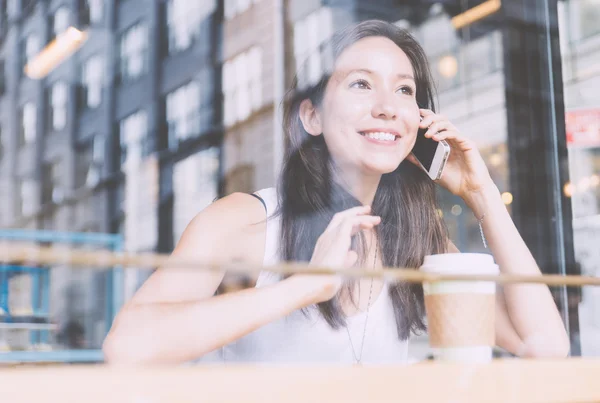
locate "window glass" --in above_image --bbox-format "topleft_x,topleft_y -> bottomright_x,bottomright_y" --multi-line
223,47 -> 263,126
119,23 -> 147,82
167,0 -> 216,53
82,56 -> 103,108
166,81 -> 202,147
560,0 -> 600,356
53,7 -> 70,38
50,82 -> 68,131
3,0 -> 600,368
120,110 -> 147,167
22,102 -> 36,144
172,147 -> 219,241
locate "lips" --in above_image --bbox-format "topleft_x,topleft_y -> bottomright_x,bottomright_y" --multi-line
359,130 -> 401,142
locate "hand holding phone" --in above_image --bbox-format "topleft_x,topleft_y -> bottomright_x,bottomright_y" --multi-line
411,117 -> 451,180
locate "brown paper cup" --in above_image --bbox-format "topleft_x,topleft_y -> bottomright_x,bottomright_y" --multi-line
421,253 -> 499,362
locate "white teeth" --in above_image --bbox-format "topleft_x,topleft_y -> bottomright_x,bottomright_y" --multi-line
364,131 -> 396,141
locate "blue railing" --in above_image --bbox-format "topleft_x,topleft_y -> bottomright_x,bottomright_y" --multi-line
0,229 -> 123,364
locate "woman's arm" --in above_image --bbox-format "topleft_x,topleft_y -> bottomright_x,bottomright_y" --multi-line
103,193 -> 327,365
103,194 -> 376,365
103,274 -> 328,365
418,108 -> 569,358
464,184 -> 570,358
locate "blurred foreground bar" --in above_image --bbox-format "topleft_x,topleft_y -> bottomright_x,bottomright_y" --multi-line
2,359 -> 600,402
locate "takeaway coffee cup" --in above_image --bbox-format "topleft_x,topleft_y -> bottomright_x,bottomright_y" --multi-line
420,253 -> 499,362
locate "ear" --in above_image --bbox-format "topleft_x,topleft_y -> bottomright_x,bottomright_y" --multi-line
298,99 -> 322,136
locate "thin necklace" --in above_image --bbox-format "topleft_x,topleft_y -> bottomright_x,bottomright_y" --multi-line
345,237 -> 377,365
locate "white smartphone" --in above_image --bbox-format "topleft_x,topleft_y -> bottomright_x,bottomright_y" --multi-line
411,126 -> 451,180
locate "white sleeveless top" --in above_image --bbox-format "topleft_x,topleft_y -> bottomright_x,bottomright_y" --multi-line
200,188 -> 409,365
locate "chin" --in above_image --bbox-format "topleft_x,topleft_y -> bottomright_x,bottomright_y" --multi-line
361,159 -> 403,175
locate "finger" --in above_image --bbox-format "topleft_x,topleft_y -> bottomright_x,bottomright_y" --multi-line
419,112 -> 449,129
432,129 -> 460,142
329,215 -> 381,237
337,215 -> 381,238
425,121 -> 454,138
419,117 -> 432,129
329,205 -> 371,228
344,250 -> 359,268
443,121 -> 459,133
419,109 -> 439,126
419,114 -> 436,128
419,108 -> 435,117
437,134 -> 475,152
420,115 -> 446,130
424,122 -> 444,138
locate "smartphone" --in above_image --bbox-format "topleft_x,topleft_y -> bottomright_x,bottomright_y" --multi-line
411,126 -> 451,181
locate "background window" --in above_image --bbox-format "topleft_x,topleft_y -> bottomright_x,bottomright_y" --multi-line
119,23 -> 148,83
172,147 -> 219,242
7,0 -> 18,17
88,0 -> 103,23
119,110 -> 147,167
224,0 -> 260,20
293,7 -> 333,89
81,56 -> 103,108
75,147 -> 92,190
166,81 -> 200,148
79,0 -> 103,27
559,0 -> 600,356
88,135 -> 104,186
166,0 -> 215,54
49,82 -> 68,131
19,102 -> 36,147
223,46 -> 263,126
247,47 -> 262,111
49,7 -> 70,42
75,135 -> 104,189
19,179 -> 36,216
42,159 -> 64,205
21,34 -> 40,75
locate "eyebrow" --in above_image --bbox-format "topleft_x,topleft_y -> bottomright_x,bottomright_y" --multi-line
336,68 -> 416,82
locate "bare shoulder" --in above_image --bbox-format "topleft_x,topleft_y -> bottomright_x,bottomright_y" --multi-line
130,192 -> 268,304
177,192 -> 268,262
188,192 -> 266,227
446,240 -> 460,253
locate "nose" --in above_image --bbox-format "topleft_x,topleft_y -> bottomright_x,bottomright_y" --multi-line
371,92 -> 397,120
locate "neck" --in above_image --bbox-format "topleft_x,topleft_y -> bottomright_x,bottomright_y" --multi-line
333,165 -> 381,206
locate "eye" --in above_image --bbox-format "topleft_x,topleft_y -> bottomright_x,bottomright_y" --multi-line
397,85 -> 415,96
350,79 -> 371,90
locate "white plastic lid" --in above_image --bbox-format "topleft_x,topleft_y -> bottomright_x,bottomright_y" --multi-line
420,253 -> 499,275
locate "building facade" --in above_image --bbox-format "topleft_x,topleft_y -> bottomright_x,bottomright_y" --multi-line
0,0 -> 223,349
221,0 -> 282,196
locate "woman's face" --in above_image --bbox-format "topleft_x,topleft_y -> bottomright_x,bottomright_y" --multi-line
309,36 -> 421,176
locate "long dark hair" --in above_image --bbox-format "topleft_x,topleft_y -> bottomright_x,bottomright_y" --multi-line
277,20 -> 448,340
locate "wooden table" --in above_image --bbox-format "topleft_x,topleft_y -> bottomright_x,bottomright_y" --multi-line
1,359 -> 599,402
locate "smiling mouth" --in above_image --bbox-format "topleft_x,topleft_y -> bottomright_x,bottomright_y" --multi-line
359,131 -> 400,142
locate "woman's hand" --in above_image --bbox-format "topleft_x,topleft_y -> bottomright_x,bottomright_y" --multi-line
299,205 -> 380,303
407,109 -> 495,203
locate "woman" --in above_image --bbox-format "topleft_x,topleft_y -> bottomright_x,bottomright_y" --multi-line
103,20 -> 569,365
